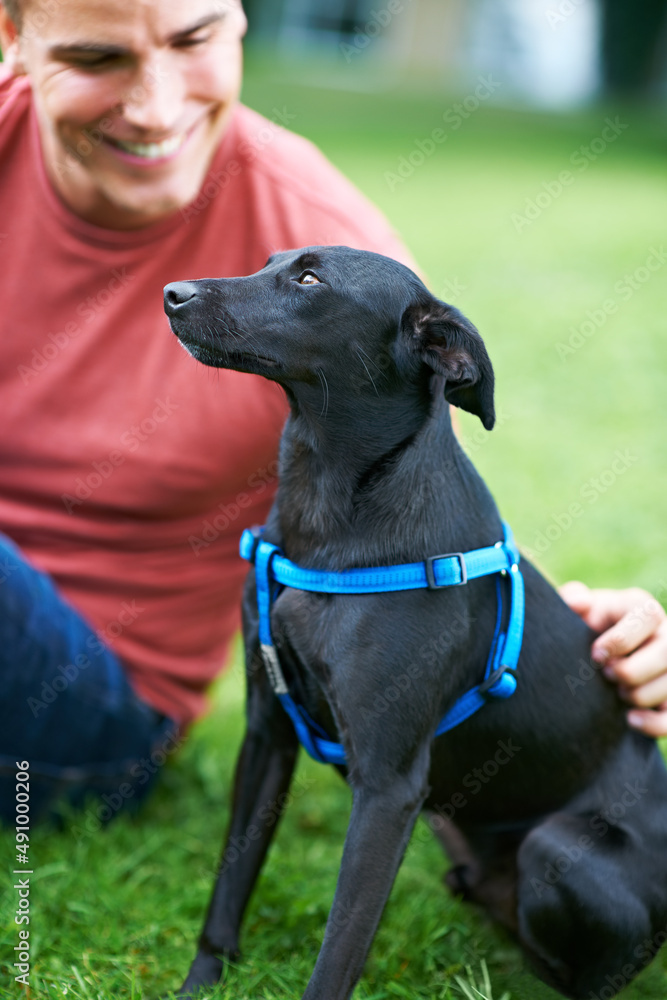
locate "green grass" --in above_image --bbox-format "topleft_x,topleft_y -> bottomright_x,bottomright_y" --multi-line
2,62 -> 667,1000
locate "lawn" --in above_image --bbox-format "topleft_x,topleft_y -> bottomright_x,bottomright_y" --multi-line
2,57 -> 666,1000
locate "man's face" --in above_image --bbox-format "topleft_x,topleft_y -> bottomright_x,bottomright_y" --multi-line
1,0 -> 246,229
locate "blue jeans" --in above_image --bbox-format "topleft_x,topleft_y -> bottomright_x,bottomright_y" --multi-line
0,533 -> 179,826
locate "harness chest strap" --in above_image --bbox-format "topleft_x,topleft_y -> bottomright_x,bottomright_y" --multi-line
240,522 -> 525,766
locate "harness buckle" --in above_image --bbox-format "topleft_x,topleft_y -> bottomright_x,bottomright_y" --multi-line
425,551 -> 467,589
478,664 -> 517,699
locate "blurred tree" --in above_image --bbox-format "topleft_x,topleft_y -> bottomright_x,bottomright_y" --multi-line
241,0 -> 377,47
600,0 -> 667,95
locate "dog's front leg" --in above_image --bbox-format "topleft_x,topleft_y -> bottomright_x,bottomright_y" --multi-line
177,672 -> 299,997
302,744 -> 431,1000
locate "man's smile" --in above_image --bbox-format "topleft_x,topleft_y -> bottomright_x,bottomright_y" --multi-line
107,132 -> 188,161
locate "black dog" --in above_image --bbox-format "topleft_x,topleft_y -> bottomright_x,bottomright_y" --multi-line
164,246 -> 667,1000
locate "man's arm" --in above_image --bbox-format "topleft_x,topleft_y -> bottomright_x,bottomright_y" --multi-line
560,581 -> 667,738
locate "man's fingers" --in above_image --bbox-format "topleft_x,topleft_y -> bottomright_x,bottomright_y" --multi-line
619,669 -> 667,710
604,621 -> 667,689
627,704 -> 667,739
560,582 -> 667,739
591,591 -> 666,663
559,583 -> 652,636
558,580 -> 592,616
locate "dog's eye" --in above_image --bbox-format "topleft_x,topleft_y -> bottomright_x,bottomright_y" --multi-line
297,271 -> 321,285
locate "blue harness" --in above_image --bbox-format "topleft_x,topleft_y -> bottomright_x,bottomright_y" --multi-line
240,521 -> 525,767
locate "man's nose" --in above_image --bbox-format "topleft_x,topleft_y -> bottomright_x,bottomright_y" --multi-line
122,57 -> 184,132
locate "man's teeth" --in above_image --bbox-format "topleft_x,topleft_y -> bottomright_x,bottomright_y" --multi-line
114,134 -> 185,159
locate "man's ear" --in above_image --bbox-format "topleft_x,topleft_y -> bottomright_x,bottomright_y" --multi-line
401,299 -> 495,430
0,7 -> 25,76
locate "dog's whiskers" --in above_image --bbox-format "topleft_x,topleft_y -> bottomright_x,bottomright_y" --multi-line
206,322 -> 220,350
356,349 -> 379,396
233,331 -> 262,361
316,366 -> 329,418
357,346 -> 384,377
212,313 -> 262,361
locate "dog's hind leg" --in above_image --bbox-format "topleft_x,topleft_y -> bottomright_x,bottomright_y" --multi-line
426,811 -> 482,895
176,659 -> 300,998
428,812 -> 521,934
516,742 -> 667,999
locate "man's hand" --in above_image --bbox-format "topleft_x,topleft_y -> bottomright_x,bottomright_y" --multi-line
560,581 -> 667,738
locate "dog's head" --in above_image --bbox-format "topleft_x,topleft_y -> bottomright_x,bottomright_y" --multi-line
164,245 -> 494,430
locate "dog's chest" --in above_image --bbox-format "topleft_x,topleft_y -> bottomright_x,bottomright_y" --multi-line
269,581 -> 484,725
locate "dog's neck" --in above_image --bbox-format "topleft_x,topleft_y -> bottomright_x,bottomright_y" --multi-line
274,377 -> 502,569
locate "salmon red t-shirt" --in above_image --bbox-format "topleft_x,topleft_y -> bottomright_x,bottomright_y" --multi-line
0,70 -> 413,726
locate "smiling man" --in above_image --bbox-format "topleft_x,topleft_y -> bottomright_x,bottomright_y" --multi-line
0,0 -> 665,825
6,0 -> 246,227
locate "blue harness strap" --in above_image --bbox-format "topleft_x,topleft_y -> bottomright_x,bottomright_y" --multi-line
241,522 -> 525,766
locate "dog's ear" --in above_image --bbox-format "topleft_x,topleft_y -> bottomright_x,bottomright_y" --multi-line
401,299 -> 495,430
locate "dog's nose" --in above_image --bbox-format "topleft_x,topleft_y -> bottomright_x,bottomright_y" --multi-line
163,281 -> 199,315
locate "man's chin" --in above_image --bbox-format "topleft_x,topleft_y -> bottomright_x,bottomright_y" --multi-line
83,176 -> 207,230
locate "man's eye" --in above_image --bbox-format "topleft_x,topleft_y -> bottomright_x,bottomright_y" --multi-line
67,53 -> 124,70
175,32 -> 212,48
298,272 -> 321,285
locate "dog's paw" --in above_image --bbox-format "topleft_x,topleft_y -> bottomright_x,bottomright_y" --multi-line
445,863 -> 478,898
171,950 -> 225,998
